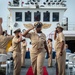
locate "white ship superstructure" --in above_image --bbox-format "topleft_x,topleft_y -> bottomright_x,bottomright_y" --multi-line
7,0 -> 75,52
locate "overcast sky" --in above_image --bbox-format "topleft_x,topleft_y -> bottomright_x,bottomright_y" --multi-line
0,0 -> 75,29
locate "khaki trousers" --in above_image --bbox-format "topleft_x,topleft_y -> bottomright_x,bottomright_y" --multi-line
30,50 -> 45,75
48,53 -> 52,66
13,52 -> 21,75
56,50 -> 66,75
21,50 -> 26,66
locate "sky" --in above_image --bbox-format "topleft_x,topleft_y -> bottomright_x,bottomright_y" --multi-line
0,0 -> 75,30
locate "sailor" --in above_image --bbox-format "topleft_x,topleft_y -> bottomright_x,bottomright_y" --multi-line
0,18 -> 13,54
54,25 -> 66,75
12,28 -> 22,75
47,38 -> 52,67
21,39 -> 27,67
22,22 -> 49,75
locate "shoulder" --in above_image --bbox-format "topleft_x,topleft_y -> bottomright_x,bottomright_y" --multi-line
42,33 -> 46,37
12,36 -> 17,41
59,32 -> 64,36
49,42 -> 52,45
58,32 -> 64,38
0,35 -> 5,38
30,32 -> 35,35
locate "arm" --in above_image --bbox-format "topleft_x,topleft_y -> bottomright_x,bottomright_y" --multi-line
59,33 -> 65,56
59,41 -> 64,56
49,44 -> 52,54
54,30 -> 57,40
22,27 -> 34,37
60,41 -> 64,52
17,33 -> 22,43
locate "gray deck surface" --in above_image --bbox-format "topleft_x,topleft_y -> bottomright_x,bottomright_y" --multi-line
7,59 -> 75,75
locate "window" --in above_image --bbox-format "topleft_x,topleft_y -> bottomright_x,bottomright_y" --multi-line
34,11 -> 41,21
15,12 -> 22,21
13,0 -> 19,5
43,11 -> 50,22
53,12 -> 59,22
25,11 -> 31,21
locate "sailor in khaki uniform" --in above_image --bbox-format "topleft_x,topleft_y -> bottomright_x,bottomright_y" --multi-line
54,26 -> 66,75
22,22 -> 49,75
0,18 -> 13,54
12,28 -> 22,75
21,39 -> 27,67
47,38 -> 52,67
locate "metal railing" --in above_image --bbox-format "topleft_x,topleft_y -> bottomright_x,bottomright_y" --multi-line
68,24 -> 75,31
63,24 -> 75,31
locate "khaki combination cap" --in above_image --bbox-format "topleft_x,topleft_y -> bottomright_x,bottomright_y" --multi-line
34,22 -> 43,28
56,25 -> 64,30
13,28 -> 21,33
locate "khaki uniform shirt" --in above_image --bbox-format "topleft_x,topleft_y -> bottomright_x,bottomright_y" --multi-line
12,36 -> 21,53
21,42 -> 26,51
54,32 -> 65,52
48,42 -> 52,53
0,35 -> 13,53
26,32 -> 46,53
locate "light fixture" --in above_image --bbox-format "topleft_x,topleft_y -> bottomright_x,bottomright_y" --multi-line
35,2 -> 37,4
14,23 -> 18,27
13,0 -> 19,4
52,2 -> 55,5
57,23 -> 60,26
36,4 -> 39,8
48,2 -> 50,5
50,0 -> 53,2
54,0 -> 57,2
43,2 -> 46,5
46,0 -> 49,2
31,2 -> 34,5
37,0 -> 40,2
33,0 -> 35,2
58,0 -> 61,2
25,2 -> 29,5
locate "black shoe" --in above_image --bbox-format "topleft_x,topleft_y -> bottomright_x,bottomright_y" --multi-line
48,66 -> 52,68
21,66 -> 26,68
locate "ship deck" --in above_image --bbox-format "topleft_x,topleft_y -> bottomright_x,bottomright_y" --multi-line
8,59 -> 74,75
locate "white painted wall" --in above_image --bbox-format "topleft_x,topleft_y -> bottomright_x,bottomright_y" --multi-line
0,0 -> 75,31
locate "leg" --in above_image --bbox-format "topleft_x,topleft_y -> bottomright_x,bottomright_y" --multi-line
30,52 -> 37,75
37,51 -> 45,75
61,51 -> 66,75
56,51 -> 66,75
21,51 -> 25,66
48,53 -> 52,66
56,55 -> 62,75
13,53 -> 21,75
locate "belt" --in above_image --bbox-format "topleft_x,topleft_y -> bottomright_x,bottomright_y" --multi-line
13,51 -> 21,53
